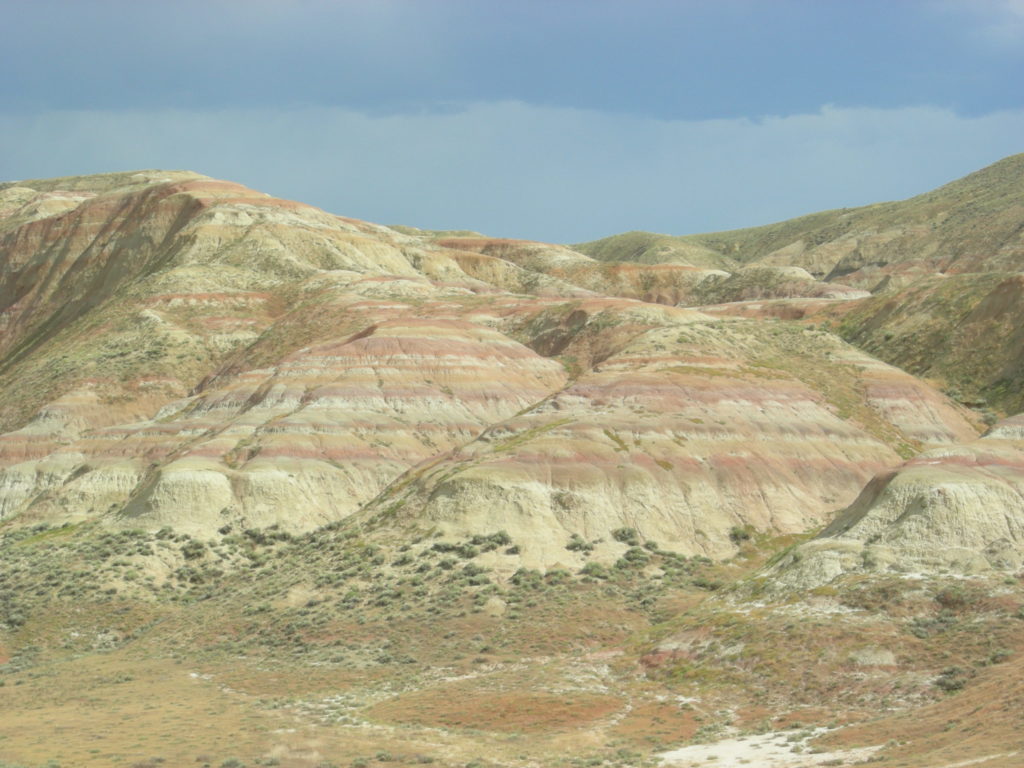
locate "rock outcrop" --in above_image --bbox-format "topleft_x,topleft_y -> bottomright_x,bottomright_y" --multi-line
363,312 -> 978,566
0,169 -> 987,567
771,414 -> 1024,589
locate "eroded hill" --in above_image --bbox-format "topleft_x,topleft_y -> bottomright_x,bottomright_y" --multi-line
0,170 -> 980,561
576,153 -> 1024,290
0,161 -> 1022,768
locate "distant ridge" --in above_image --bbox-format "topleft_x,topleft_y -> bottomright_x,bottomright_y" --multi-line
575,152 -> 1024,289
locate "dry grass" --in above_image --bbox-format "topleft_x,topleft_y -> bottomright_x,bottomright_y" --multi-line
1,521 -> 1021,768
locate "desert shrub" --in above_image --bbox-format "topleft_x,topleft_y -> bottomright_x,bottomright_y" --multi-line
469,531 -> 511,551
431,541 -> 478,559
908,611 -> 956,639
174,566 -> 203,584
692,576 -> 723,590
565,533 -> 594,553
934,586 -> 972,610
611,527 -> 640,546
580,562 -> 609,579
728,525 -> 752,543
545,569 -> 572,585
180,539 -> 205,560
511,568 -> 544,589
988,647 -> 1012,664
616,546 -> 650,568
934,666 -> 969,692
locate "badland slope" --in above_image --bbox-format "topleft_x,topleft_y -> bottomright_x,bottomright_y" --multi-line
771,412 -> 1024,590
579,153 -> 1024,416
0,170 -> 979,566
0,163 -> 1022,768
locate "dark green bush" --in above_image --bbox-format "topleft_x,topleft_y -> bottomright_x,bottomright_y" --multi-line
611,527 -> 640,546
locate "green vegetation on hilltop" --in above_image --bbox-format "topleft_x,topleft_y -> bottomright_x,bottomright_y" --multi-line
576,153 -> 1024,282
832,272 -> 1024,416
572,230 -> 737,270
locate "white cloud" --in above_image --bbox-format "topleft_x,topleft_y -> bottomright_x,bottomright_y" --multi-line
1,103 -> 1022,242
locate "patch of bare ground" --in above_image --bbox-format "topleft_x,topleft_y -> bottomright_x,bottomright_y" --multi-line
661,728 -> 883,767
367,687 -> 623,732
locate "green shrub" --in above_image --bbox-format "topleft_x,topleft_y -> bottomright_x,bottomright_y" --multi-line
469,531 -> 511,551
934,666 -> 969,692
565,533 -> 594,553
545,569 -> 572,585
728,525 -> 752,544
511,568 -> 543,588
616,547 -> 650,568
180,539 -> 205,560
692,576 -> 722,590
934,586 -> 971,610
579,562 -> 609,579
611,527 -> 640,546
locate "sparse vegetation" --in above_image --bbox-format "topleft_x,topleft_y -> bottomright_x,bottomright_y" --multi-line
2,158 -> 1024,768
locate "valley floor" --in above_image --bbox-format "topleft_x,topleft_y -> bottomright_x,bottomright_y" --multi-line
1,524 -> 1022,768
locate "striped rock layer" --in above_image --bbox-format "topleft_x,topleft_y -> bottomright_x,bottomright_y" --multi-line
771,413 -> 1024,589
0,171 -> 983,566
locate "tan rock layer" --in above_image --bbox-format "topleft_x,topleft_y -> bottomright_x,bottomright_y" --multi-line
0,171 -> 984,567
773,413 -> 1024,588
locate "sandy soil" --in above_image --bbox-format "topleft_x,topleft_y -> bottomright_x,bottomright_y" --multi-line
660,728 -> 882,767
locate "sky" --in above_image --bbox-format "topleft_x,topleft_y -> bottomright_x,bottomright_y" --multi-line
2,0 -> 1023,242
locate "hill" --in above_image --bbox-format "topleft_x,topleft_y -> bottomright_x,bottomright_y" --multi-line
578,153 -> 1024,414
0,171 -> 979,556
0,163 -> 1022,768
575,153 -> 1024,291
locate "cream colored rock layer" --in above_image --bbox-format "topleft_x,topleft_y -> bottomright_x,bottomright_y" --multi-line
0,171 -> 984,566
772,414 -> 1024,588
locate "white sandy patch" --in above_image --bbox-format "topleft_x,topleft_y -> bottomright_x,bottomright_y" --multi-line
660,728 -> 882,767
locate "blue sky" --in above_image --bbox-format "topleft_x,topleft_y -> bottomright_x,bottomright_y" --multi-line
2,0 -> 1023,242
